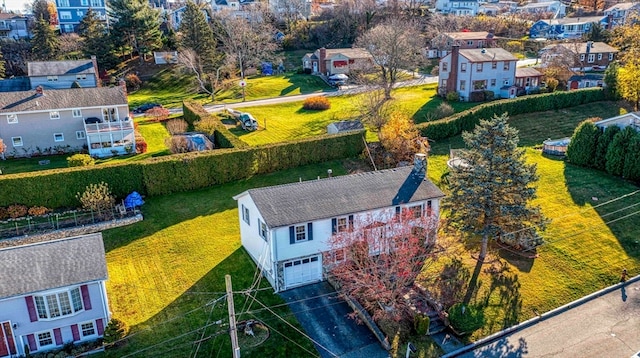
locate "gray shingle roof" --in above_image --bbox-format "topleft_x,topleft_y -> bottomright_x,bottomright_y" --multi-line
0,86 -> 128,114
28,60 -> 96,77
242,166 -> 445,228
0,233 -> 108,299
460,48 -> 517,62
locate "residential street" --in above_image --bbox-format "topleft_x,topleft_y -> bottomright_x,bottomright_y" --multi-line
453,277 -> 640,358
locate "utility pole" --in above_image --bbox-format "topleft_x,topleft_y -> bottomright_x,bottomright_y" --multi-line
225,275 -> 240,358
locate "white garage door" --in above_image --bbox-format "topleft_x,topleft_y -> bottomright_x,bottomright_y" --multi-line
283,256 -> 322,290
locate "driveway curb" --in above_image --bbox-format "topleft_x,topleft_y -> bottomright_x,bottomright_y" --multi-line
441,274 -> 640,358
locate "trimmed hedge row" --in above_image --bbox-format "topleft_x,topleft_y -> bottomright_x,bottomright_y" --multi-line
183,101 -> 248,149
417,88 -> 606,140
0,130 -> 365,208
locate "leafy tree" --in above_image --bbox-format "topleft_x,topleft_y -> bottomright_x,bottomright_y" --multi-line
76,182 -> 115,217
444,113 -> 546,262
325,211 -> 441,322
32,0 -> 57,26
623,133 -> 640,181
605,126 -> 636,176
0,51 -> 5,79
610,21 -> 640,62
379,111 -> 424,166
617,58 -> 640,110
58,33 -> 83,60
583,22 -> 609,42
31,16 -> 59,60
594,125 -> 620,170
103,318 -> 127,346
78,8 -> 118,70
109,0 -> 162,64
566,119 -> 600,167
604,61 -> 620,100
356,17 -> 423,100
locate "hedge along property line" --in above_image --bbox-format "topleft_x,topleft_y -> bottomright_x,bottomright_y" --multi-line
0,132 -> 365,208
418,88 -> 606,140
183,101 -> 248,149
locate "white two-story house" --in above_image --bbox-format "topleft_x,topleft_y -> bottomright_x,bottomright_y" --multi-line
0,85 -> 134,158
0,233 -> 110,357
234,154 -> 445,292
438,46 -> 518,101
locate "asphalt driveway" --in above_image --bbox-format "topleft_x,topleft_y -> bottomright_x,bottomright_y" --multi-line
279,281 -> 390,358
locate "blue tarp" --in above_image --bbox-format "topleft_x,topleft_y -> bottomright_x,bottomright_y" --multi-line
262,62 -> 273,75
124,191 -> 144,209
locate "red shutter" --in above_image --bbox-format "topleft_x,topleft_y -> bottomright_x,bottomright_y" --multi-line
0,325 -> 8,357
81,285 -> 92,310
26,334 -> 36,352
25,296 -> 38,322
53,328 -> 62,345
96,319 -> 104,336
71,324 -> 80,341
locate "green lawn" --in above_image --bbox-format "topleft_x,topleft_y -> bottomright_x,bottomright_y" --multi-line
423,101 -> 640,342
101,160 -> 353,358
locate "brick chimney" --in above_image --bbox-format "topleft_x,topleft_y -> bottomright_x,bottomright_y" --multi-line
91,55 -> 101,87
35,85 -> 44,96
319,47 -> 327,75
446,45 -> 460,95
413,153 -> 427,179
118,78 -> 128,98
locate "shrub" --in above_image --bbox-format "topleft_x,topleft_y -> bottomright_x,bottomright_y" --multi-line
7,204 -> 28,218
606,126 -> 636,176
446,91 -> 459,102
447,303 -> 485,335
303,67 -> 312,74
546,78 -> 559,92
165,136 -> 190,154
76,182 -> 115,215
146,107 -> 170,122
623,134 -> 640,180
124,73 -> 142,91
135,138 -> 148,154
428,102 -> 454,121
484,90 -> 495,101
594,125 -> 620,170
469,91 -> 485,102
303,96 -> 331,110
103,318 -> 127,347
28,206 -> 50,216
413,314 -> 430,335
566,120 -> 600,166
67,154 -> 95,167
0,207 -> 8,220
166,119 -> 188,135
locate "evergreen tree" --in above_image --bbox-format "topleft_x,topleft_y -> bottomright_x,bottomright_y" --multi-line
109,0 -> 162,63
594,125 -> 620,170
32,0 -> 54,25
444,113 -> 546,262
605,126 -> 636,176
566,119 -> 600,167
604,61 -> 620,100
623,133 -> 640,181
78,8 -> 118,70
178,1 -> 218,73
31,17 -> 59,60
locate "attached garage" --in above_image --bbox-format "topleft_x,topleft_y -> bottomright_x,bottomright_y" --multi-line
283,256 -> 322,290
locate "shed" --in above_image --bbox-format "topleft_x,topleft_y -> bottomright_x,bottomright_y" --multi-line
327,120 -> 364,134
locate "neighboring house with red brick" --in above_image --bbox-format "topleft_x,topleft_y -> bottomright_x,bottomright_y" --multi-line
0,233 -> 110,357
428,31 -> 496,58
540,41 -> 618,71
302,47 -> 373,76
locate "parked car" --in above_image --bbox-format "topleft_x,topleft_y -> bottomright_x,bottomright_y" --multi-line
239,113 -> 258,131
133,103 -> 162,113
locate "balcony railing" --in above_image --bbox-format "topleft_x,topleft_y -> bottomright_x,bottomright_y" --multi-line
84,120 -> 134,133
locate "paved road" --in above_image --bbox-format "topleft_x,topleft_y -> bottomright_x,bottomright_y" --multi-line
457,279 -> 640,358
279,281 -> 389,358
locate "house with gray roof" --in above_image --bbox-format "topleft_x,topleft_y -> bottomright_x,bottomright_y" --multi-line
0,85 -> 134,158
438,46 -> 518,101
28,58 -> 100,90
0,13 -> 30,39
0,233 -> 110,357
233,154 -> 445,291
302,47 -> 373,76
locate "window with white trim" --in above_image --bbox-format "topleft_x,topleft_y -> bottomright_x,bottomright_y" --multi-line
580,54 -> 585,61
597,53 -> 602,60
54,133 -> 64,142
588,54 -> 595,63
503,61 -> 510,70
72,109 -> 82,117
60,12 -> 71,20
11,137 -> 23,147
241,204 -> 250,225
492,61 -> 497,69
81,0 -> 88,5
295,225 -> 307,242
408,204 -> 423,218
77,10 -> 84,17
7,114 -> 17,124
76,74 -> 87,80
37,331 -> 54,349
34,287 -> 83,320
461,63 -> 467,72
50,111 -> 60,120
460,80 -> 466,91
258,219 -> 267,240
81,322 -> 96,337
609,53 -> 614,61
102,107 -> 118,122
90,0 -> 102,6
476,63 -> 483,72
47,76 -> 58,82
76,131 -> 86,140
336,217 -> 349,232
490,78 -> 496,87
442,62 -> 448,72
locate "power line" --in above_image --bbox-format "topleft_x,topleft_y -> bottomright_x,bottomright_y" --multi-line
247,312 -> 321,358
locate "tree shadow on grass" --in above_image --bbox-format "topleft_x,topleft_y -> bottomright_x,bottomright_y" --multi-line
279,73 -> 330,96
563,162 -> 640,258
106,248 -> 316,358
101,160 -> 352,253
465,337 -> 529,358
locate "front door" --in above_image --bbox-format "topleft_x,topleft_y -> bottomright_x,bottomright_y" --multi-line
312,61 -> 318,73
0,322 -> 17,357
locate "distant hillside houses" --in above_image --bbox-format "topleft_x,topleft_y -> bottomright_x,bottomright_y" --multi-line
529,16 -> 609,39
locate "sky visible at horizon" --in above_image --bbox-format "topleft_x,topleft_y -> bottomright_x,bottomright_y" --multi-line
2,0 -> 30,13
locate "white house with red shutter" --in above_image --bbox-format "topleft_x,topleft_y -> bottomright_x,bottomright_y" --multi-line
0,233 -> 110,356
302,47 -> 373,76
233,154 -> 445,292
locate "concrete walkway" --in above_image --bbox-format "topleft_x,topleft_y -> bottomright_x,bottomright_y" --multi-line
443,275 -> 640,357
